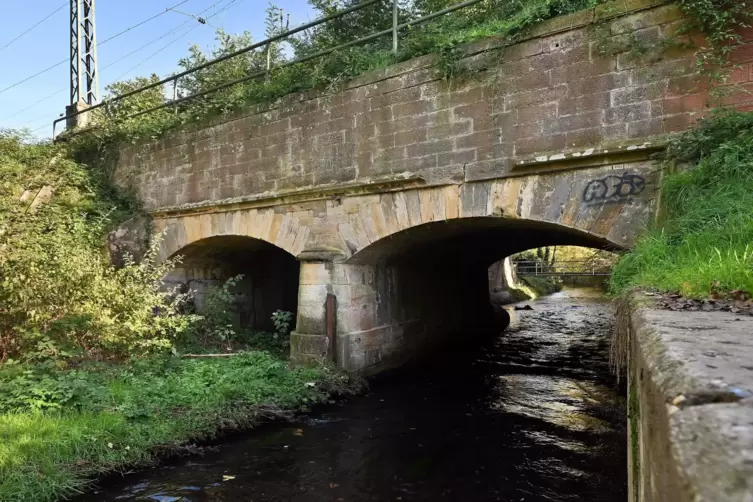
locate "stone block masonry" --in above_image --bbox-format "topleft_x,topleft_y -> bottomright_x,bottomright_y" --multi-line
113,0 -> 753,213
109,0 -> 753,374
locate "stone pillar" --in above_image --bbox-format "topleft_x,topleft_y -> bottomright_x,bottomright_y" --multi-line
289,254 -> 390,371
289,251 -> 346,366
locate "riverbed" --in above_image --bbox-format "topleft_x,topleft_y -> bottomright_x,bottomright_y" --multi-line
79,288 -> 626,501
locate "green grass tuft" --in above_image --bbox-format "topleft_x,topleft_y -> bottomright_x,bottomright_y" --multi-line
610,110 -> 753,298
0,353 -> 353,502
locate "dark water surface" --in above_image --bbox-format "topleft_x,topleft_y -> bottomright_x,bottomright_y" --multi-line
80,288 -> 626,502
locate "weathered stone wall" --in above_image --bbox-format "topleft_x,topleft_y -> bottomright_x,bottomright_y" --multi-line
293,254 -> 497,372
109,0 -> 753,373
113,1 -> 753,214
627,299 -> 753,502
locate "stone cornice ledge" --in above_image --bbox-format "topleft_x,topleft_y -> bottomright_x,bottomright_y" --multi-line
509,139 -> 668,176
150,173 -> 428,218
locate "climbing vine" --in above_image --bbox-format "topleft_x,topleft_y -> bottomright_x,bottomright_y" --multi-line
678,0 -> 753,82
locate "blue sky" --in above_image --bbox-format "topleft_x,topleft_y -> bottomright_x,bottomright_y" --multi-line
0,0 -> 315,137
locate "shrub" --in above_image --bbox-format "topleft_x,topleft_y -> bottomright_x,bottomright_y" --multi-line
0,132 -> 191,362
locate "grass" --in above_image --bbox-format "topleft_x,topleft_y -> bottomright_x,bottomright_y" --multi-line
610,110 -> 753,298
0,353 -> 355,502
520,276 -> 563,298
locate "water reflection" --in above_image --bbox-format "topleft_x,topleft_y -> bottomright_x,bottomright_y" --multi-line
79,287 -> 626,502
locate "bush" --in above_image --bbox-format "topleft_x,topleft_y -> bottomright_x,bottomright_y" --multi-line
176,276 -> 295,355
610,110 -> 753,298
0,132 -> 191,362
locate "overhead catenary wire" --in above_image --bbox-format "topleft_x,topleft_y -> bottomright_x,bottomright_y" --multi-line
3,89 -> 66,122
97,0 -> 190,45
9,0 -> 241,129
0,0 -> 211,97
105,0 -> 243,80
0,1 -> 67,54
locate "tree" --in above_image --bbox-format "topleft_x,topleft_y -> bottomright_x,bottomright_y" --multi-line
101,75 -> 167,122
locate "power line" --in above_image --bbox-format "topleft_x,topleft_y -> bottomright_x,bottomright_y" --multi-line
0,0 -> 207,97
98,0 -> 191,45
10,0 -> 240,132
0,58 -> 68,95
0,1 -> 67,54
0,88 -> 66,121
101,16 -> 199,73
109,0 -> 244,82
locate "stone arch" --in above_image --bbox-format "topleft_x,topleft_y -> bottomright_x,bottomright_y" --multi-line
332,163 -> 656,262
152,207 -> 310,262
155,212 -> 306,333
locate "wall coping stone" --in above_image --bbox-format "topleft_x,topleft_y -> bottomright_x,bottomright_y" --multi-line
150,173 -> 427,218
630,295 -> 753,501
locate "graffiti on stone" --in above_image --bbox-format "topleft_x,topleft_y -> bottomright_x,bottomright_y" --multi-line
582,173 -> 646,206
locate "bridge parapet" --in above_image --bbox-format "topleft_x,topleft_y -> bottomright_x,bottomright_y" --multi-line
112,0 -> 753,217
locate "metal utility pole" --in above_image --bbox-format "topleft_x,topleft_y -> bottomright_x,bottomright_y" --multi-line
67,0 -> 98,129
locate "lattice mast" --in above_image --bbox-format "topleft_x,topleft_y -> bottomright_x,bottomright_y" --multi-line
69,0 -> 98,106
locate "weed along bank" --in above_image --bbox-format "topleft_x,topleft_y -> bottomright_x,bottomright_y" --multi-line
2,0 -> 753,499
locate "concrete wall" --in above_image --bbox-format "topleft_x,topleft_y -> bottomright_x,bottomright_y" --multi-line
627,299 -> 753,502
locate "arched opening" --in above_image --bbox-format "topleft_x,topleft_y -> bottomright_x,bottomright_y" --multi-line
163,235 -> 299,332
335,217 -> 621,372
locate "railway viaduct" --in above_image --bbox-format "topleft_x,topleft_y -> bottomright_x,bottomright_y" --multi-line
108,0 -> 753,373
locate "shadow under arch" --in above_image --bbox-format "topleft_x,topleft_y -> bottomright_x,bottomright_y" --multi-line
346,216 -> 623,267
325,216 -> 623,372
164,235 -> 299,332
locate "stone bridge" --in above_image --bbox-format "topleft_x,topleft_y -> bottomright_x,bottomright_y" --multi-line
109,0 -> 753,372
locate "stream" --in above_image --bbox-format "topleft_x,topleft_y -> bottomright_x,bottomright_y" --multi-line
80,287 -> 626,502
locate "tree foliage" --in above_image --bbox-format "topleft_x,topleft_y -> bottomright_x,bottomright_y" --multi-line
677,0 -> 753,81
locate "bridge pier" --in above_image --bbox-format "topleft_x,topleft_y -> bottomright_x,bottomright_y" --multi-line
290,251 -> 503,374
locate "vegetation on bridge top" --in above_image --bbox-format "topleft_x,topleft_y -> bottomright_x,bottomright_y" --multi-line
69,0 -> 603,152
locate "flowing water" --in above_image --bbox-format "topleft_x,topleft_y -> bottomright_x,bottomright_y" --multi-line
80,288 -> 626,502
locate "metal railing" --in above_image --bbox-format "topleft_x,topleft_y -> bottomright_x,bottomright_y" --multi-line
514,260 -> 613,277
53,0 -> 489,137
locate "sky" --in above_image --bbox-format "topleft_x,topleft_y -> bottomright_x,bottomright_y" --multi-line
0,0 -> 316,137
